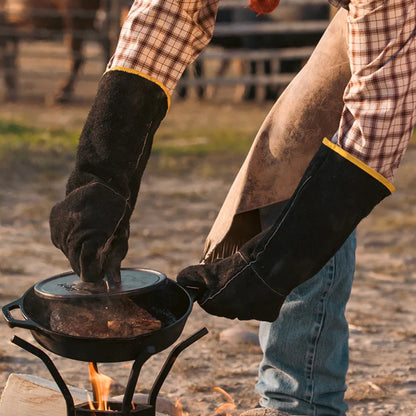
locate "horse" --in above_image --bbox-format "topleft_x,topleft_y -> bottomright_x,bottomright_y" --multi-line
178,2 -> 329,102
0,0 -> 111,103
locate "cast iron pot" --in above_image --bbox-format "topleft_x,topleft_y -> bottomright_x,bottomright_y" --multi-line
2,269 -> 195,362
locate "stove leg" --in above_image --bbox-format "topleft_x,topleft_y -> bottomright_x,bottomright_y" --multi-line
122,347 -> 154,415
11,336 -> 76,416
148,328 -> 209,407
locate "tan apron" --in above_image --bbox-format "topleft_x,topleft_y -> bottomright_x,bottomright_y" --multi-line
203,9 -> 351,262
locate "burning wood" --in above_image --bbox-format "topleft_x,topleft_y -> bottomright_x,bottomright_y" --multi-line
49,297 -> 162,338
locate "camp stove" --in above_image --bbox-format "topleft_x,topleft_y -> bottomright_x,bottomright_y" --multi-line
3,269 -> 206,415
11,327 -> 207,416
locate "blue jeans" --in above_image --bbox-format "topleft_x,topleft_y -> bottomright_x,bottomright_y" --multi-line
256,232 -> 357,416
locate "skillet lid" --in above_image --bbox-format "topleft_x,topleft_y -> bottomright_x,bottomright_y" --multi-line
34,268 -> 167,299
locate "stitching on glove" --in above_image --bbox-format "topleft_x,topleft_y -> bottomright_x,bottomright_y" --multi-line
88,181 -> 131,267
101,198 -> 130,255
255,175 -> 313,261
68,180 -> 127,202
134,121 -> 153,174
99,119 -> 156,269
200,254 -> 251,305
200,251 -> 286,305
240,251 -> 287,297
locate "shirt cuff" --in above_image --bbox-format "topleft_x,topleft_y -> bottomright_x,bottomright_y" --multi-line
107,0 -> 219,95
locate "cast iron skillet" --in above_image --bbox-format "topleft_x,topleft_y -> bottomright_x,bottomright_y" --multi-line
2,269 -> 195,362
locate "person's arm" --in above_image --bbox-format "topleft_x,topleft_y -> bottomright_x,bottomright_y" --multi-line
177,0 -> 416,321
336,0 -> 416,183
49,0 -> 219,283
107,0 -> 219,96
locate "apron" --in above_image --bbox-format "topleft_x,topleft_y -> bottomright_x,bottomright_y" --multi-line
203,9 -> 351,262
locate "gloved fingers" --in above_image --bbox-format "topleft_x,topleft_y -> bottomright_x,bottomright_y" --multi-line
101,219 -> 129,279
177,258 -> 285,322
101,236 -> 128,286
78,234 -> 127,283
79,239 -> 105,282
105,266 -> 121,286
49,181 -> 131,282
49,199 -> 72,255
177,264 -> 211,302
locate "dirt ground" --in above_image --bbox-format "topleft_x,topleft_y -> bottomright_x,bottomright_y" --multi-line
0,99 -> 415,416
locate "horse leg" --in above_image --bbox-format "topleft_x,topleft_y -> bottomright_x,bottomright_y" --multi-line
100,33 -> 111,68
232,59 -> 246,102
194,59 -> 205,98
56,35 -> 84,103
204,57 -> 230,100
97,0 -> 113,68
1,37 -> 18,101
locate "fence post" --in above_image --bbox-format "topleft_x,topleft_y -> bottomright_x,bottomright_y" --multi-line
109,0 -> 122,54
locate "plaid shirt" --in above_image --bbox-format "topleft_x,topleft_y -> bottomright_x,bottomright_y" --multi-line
107,0 -> 219,95
337,0 -> 416,182
108,0 -> 416,183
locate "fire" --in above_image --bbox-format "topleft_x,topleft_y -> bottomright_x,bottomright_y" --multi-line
175,398 -> 189,416
175,387 -> 236,416
88,362 -> 114,411
213,387 -> 236,416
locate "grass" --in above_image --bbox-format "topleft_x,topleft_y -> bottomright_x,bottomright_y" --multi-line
0,119 -> 78,175
0,118 -> 255,180
0,116 -> 414,181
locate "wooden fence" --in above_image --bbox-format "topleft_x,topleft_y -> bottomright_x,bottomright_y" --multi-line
0,0 -> 331,103
177,0 -> 331,101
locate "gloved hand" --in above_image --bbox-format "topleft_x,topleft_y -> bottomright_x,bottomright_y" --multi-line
50,181 -> 130,282
177,138 -> 393,321
50,70 -> 168,282
177,249 -> 286,321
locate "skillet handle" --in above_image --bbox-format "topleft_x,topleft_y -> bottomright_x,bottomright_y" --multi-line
183,285 -> 201,303
2,298 -> 40,331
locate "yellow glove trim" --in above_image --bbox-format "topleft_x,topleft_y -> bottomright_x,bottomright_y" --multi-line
105,67 -> 171,111
323,138 -> 395,194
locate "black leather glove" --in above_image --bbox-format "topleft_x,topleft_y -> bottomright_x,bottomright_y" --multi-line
177,138 -> 393,321
50,70 -> 168,282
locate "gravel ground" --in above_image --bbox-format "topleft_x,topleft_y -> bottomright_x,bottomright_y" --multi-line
0,101 -> 415,415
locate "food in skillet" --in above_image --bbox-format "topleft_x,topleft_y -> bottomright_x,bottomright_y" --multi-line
50,297 -> 162,338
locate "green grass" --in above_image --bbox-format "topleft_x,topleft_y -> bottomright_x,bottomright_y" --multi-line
0,118 -> 255,179
154,129 -> 253,156
1,117 -> 414,180
151,128 -> 254,176
0,119 -> 79,173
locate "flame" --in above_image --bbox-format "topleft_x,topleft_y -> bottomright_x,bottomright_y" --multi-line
175,387 -> 236,416
88,362 -> 114,411
213,387 -> 236,416
175,398 -> 189,416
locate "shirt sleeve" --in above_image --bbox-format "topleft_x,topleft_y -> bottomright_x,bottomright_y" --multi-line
107,0 -> 220,96
337,0 -> 416,183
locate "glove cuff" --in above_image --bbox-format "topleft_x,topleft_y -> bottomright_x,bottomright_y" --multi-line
67,69 -> 168,206
248,137 -> 393,295
105,66 -> 171,111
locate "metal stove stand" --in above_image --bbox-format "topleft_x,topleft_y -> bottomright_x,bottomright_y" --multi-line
12,327 -> 208,416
